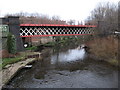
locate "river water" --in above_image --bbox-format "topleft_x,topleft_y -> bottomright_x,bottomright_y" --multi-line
4,45 -> 118,88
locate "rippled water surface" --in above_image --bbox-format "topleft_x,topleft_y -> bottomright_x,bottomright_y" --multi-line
4,46 -> 118,88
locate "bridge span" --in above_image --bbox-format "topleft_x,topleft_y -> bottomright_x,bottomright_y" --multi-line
1,16 -> 97,51
20,24 -> 96,37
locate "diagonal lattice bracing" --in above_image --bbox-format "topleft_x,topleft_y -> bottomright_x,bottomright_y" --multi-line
20,24 -> 96,37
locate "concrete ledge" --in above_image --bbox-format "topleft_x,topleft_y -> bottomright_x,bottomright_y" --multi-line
1,53 -> 42,88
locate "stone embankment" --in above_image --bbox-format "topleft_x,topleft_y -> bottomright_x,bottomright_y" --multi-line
0,52 -> 41,89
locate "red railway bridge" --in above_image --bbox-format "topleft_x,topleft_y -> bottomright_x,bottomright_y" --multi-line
20,24 -> 96,37
1,16 -> 97,51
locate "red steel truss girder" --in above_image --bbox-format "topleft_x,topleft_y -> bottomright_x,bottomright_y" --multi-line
20,24 -> 96,37
20,24 -> 96,27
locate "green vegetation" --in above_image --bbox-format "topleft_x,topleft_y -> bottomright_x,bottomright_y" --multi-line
108,59 -> 118,67
43,42 -> 56,47
2,51 -> 39,68
41,35 -> 93,48
2,56 -> 25,68
26,46 -> 37,51
41,36 -> 76,47
7,33 -> 16,54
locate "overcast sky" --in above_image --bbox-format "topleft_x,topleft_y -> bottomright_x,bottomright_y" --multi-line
0,0 -> 119,23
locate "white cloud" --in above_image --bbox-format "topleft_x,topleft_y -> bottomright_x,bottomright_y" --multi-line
0,0 -> 119,22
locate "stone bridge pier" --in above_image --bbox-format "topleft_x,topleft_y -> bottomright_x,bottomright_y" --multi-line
0,16 -> 24,51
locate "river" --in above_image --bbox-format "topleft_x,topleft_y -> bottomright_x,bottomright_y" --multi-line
4,45 -> 118,88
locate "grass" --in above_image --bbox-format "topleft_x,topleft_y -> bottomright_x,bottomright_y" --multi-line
26,46 -> 37,51
2,56 -> 25,68
1,51 -> 39,69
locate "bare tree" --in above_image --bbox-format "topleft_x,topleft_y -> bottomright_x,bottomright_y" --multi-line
5,12 -> 67,25
52,15 -> 60,20
85,2 -> 118,34
67,20 -> 75,25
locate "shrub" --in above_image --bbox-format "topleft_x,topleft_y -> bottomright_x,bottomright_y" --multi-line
7,33 -> 17,54
87,35 -> 118,61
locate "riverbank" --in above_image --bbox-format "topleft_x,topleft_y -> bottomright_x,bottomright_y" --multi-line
2,51 -> 39,68
41,35 -> 119,68
1,51 -> 42,88
3,47 -> 118,88
86,35 -> 119,68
